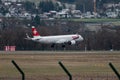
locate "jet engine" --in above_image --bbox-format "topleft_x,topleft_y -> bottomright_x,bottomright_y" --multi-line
68,40 -> 76,45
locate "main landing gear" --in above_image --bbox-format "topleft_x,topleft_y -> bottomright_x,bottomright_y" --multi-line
51,44 -> 66,50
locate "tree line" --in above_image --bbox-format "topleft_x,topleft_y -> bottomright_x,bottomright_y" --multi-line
0,18 -> 120,51
24,0 -> 120,13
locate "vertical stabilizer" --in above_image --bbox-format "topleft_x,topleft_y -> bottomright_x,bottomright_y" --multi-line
32,26 -> 40,38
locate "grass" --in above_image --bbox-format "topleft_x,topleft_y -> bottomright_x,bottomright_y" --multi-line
111,21 -> 120,26
70,18 -> 120,23
0,51 -> 120,80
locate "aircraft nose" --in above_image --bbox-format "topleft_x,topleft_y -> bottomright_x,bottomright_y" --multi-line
79,35 -> 84,41
81,36 -> 84,41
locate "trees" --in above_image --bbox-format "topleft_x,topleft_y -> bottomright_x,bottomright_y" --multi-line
54,2 -> 63,11
100,0 -> 120,3
38,0 -> 62,12
0,0 -> 2,4
23,1 -> 36,13
76,0 -> 120,13
0,7 -> 9,15
38,1 -> 55,12
58,0 -> 75,3
32,15 -> 41,27
0,18 -> 120,50
75,0 -> 94,12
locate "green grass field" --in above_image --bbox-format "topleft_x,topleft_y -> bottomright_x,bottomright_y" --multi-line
70,18 -> 120,23
0,51 -> 120,80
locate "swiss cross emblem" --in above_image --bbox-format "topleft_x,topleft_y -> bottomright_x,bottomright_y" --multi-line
33,30 -> 37,34
72,35 -> 79,40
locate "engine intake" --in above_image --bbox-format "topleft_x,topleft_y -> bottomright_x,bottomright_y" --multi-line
68,40 -> 76,45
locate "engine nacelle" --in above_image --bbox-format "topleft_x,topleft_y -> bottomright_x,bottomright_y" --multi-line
68,40 -> 76,45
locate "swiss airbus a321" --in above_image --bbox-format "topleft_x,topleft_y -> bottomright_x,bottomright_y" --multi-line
25,26 -> 83,47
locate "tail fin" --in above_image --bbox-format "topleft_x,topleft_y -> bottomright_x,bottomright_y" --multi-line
32,26 -> 40,38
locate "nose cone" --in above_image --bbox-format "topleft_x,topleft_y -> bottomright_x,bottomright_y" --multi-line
79,35 -> 84,41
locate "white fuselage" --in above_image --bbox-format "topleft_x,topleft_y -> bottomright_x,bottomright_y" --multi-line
26,26 -> 84,45
31,34 -> 83,44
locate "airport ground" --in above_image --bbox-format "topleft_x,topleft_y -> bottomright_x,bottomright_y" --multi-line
0,51 -> 120,80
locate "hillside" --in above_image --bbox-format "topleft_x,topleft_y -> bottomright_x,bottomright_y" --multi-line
22,0 -> 56,4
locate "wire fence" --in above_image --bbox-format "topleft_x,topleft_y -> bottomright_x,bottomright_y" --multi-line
0,60 -> 120,80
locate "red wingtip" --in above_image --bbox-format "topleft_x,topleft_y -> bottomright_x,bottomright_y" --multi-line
32,26 -> 40,37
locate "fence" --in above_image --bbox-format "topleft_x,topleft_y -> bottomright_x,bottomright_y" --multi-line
1,60 -> 119,80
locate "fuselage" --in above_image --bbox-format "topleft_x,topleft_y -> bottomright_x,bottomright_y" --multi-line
25,26 -> 84,46
31,34 -> 83,44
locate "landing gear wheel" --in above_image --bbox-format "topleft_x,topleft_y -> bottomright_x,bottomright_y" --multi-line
51,44 -> 55,48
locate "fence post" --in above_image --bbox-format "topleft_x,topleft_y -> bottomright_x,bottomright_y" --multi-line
11,60 -> 25,80
58,61 -> 72,80
109,62 -> 120,80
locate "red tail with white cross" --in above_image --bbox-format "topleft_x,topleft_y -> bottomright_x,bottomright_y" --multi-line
32,26 -> 40,38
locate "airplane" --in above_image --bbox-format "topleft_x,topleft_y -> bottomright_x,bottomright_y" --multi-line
25,26 -> 84,47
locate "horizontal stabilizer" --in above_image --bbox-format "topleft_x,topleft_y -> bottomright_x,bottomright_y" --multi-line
25,33 -> 31,40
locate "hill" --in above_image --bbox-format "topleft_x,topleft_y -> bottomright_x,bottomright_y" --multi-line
22,0 -> 56,4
